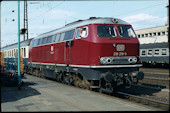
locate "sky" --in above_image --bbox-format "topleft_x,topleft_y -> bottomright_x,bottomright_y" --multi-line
0,0 -> 169,47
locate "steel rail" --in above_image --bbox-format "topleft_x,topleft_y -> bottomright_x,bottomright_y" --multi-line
144,72 -> 169,75
117,91 -> 169,110
144,76 -> 169,81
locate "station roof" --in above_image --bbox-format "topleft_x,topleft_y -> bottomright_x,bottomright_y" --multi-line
135,25 -> 168,35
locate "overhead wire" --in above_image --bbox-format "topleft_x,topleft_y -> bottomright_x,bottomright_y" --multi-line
29,1 -> 65,22
115,2 -> 166,17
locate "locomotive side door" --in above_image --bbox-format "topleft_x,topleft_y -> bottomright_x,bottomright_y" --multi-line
64,41 -> 72,65
64,29 -> 75,65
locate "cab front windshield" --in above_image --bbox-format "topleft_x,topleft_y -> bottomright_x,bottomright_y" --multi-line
97,25 -> 136,38
97,25 -> 116,37
117,26 -> 136,38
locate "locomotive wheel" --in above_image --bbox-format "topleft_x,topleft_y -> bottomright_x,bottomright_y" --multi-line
83,79 -> 90,90
99,78 -> 105,93
78,78 -> 82,88
38,70 -> 43,78
69,74 -> 74,85
35,69 -> 39,77
80,79 -> 85,89
32,69 -> 36,76
62,74 -> 66,84
74,75 -> 79,87
63,74 -> 70,85
30,67 -> 33,75
99,78 -> 115,94
58,73 -> 63,83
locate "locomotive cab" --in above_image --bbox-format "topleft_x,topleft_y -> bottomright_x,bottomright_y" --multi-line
83,18 -> 144,92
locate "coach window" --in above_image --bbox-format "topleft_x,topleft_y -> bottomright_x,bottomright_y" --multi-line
158,32 -> 161,36
8,50 -> 10,57
137,35 -> 140,38
37,38 -> 42,46
60,32 -> 65,42
162,31 -> 165,35
9,50 -> 10,57
141,34 -> 144,37
147,49 -> 152,56
11,50 -> 12,57
47,36 -> 52,43
153,32 -> 156,36
154,49 -> 159,56
24,48 -> 26,57
15,49 -> 17,55
13,49 -> 14,57
64,29 -> 75,41
42,37 -> 48,45
162,49 -> 167,55
7,51 -> 9,58
12,50 -> 13,57
30,40 -> 34,47
21,48 -> 23,57
34,39 -> 39,47
76,29 -> 81,39
165,31 -> 168,35
141,50 -> 146,56
51,35 -> 57,43
55,33 -> 61,42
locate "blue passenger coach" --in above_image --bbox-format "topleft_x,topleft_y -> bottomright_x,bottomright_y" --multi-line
1,38 -> 33,71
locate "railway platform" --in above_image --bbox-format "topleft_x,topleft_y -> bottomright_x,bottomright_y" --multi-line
1,74 -> 163,112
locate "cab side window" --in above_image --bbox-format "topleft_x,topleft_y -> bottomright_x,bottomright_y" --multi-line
76,27 -> 88,39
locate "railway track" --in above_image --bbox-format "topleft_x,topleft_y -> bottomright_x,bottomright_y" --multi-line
116,91 -> 169,110
97,83 -> 169,110
138,68 -> 169,88
88,83 -> 169,110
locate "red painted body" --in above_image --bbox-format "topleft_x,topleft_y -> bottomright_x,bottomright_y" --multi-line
28,24 -> 140,66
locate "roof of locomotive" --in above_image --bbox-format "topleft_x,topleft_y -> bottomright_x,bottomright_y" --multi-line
34,17 -> 130,40
1,38 -> 33,51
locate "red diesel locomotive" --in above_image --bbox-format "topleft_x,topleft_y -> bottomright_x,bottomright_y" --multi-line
27,17 -> 144,92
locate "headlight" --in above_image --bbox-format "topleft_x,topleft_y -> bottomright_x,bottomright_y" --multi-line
132,57 -> 137,63
100,57 -> 112,64
100,57 -> 107,64
128,57 -> 133,63
106,57 -> 112,64
128,57 -> 137,64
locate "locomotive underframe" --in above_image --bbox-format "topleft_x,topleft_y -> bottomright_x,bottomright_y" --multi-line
27,63 -> 143,92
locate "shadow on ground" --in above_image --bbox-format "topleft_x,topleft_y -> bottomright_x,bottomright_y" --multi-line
1,81 -> 41,103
